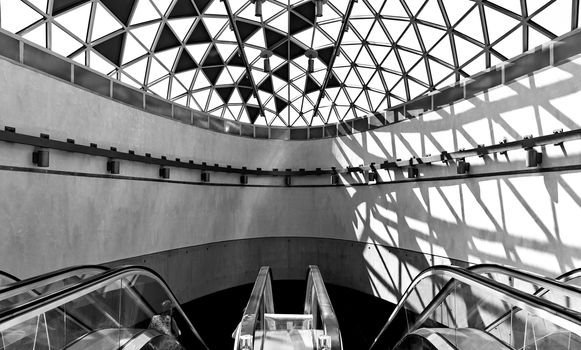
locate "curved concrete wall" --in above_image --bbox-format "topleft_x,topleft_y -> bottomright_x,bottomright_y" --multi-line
1,51 -> 581,305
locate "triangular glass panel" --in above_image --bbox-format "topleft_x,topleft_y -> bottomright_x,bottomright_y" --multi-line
417,0 -> 446,26
351,18 -> 375,39
319,20 -> 342,40
170,77 -> 187,98
492,26 -> 523,60
187,20 -> 212,44
382,19 -> 409,42
175,49 -> 197,72
429,36 -> 454,66
193,88 -> 210,110
267,11 -> 289,33
207,90 -> 224,111
52,23 -> 83,57
530,0 -> 570,36
440,0 -> 474,26
91,3 -> 122,41
122,33 -> 148,64
148,56 -> 169,82
454,34 -> 483,66
169,0 -> 198,18
380,0 -> 408,18
1,0 -> 43,33
247,27 -> 267,48
54,2 -> 91,41
455,7 -> 484,44
484,5 -> 521,44
149,76 -> 170,98
194,0 -> 213,14
399,25 -> 422,51
168,18 -> 194,41
186,43 -> 210,63
151,0 -> 173,16
416,23 -> 446,51
156,46 -> 180,70
93,32 -> 124,65
130,0 -> 160,25
23,23 -> 47,47
154,24 -> 181,52
131,22 -> 160,50
203,17 -> 228,38
124,57 -> 148,83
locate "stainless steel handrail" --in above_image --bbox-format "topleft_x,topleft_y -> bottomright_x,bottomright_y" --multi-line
369,265 -> 581,349
236,266 -> 274,349
0,266 -> 209,350
484,266 -> 581,331
409,264 -> 581,337
0,265 -> 108,301
555,267 -> 581,284
304,265 -> 342,349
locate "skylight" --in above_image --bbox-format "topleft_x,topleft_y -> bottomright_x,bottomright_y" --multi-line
0,0 -> 575,127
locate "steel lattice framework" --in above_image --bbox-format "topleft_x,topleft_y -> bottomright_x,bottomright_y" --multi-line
0,0 -> 578,127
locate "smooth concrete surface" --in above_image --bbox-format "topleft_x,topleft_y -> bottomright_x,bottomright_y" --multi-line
105,237 -> 464,304
1,49 -> 581,306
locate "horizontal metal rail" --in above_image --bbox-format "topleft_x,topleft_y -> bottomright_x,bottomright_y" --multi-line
369,265 -> 581,350
304,265 -> 342,349
1,127 -> 580,179
0,266 -> 209,350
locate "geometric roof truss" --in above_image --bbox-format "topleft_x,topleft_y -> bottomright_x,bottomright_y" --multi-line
0,0 -> 577,127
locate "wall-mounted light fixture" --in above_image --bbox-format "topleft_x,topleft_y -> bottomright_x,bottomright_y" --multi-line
285,175 -> 292,186
331,174 -> 340,185
32,149 -> 49,167
456,159 -> 470,174
526,149 -> 543,167
240,175 -> 248,185
159,167 -> 170,179
250,0 -> 265,16
407,167 -> 418,178
368,171 -> 377,182
201,172 -> 210,182
260,49 -> 273,72
314,0 -> 328,17
305,49 -> 318,74
107,159 -> 120,174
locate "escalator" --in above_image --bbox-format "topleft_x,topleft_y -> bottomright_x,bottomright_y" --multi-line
0,266 -> 208,350
370,265 -> 581,350
233,265 -> 342,350
1,263 -> 581,350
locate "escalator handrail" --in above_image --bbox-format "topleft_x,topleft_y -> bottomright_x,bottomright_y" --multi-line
0,265 -> 209,350
376,263 -> 581,348
0,265 -> 108,301
0,270 -> 19,284
238,266 -> 275,343
412,264 -> 581,336
369,265 -> 581,349
484,266 -> 581,331
469,264 -> 581,295
555,267 -> 581,284
304,265 -> 342,349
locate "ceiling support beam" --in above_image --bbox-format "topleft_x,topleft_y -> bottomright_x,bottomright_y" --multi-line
311,0 -> 357,124
222,0 -> 266,123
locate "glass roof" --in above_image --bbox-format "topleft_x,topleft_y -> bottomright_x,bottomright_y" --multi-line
0,0 -> 576,127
